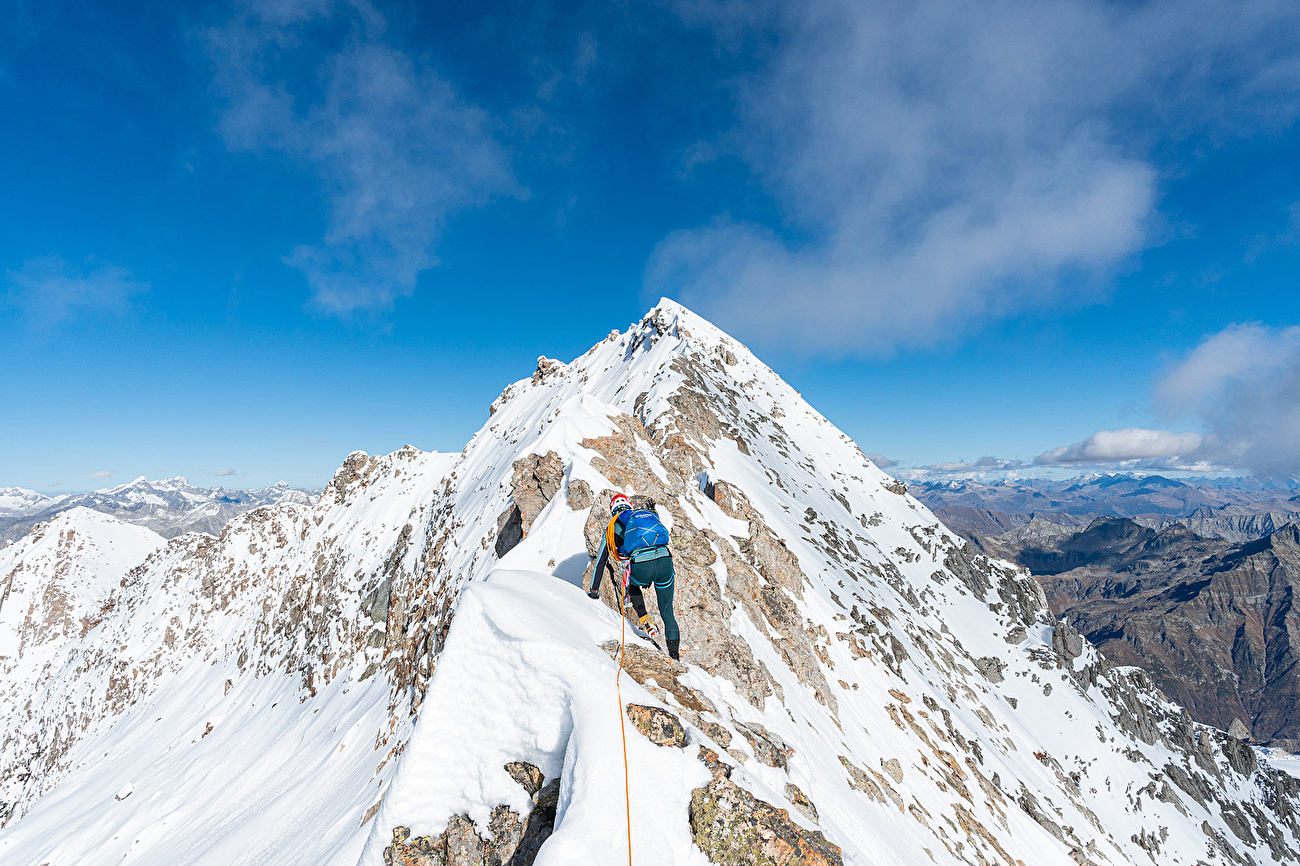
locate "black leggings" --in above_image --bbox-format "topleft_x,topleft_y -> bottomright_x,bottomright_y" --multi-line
627,556 -> 679,642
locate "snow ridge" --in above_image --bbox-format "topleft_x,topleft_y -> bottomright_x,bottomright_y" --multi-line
1,300 -> 1297,866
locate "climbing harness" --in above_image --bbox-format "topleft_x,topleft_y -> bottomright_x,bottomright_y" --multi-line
615,579 -> 635,866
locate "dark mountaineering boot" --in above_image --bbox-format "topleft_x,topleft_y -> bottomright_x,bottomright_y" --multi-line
587,590 -> 600,599
638,615 -> 660,639
667,639 -> 680,661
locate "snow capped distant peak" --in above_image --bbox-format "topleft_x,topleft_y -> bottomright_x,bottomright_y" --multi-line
0,487 -> 61,518
0,476 -> 319,543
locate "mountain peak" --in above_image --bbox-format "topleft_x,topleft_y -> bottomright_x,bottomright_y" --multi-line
3,307 -> 1298,866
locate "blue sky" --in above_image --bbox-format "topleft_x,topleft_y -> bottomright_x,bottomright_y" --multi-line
3,0 -> 1300,491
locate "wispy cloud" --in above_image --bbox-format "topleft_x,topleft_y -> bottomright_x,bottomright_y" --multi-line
864,453 -> 895,469
85,470 -> 117,479
6,256 -> 147,324
1244,202 -> 1300,262
204,0 -> 518,315
651,0 -> 1300,354
919,456 -> 1028,475
1157,323 -> 1300,475
211,468 -> 237,476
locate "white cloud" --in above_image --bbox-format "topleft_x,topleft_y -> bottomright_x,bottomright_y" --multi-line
205,0 -> 518,314
212,468 -> 237,476
84,470 -> 117,479
1035,428 -> 1203,466
6,256 -> 147,324
1156,323 -> 1300,475
919,456 -> 1028,474
652,0 -> 1300,354
864,453 -> 895,468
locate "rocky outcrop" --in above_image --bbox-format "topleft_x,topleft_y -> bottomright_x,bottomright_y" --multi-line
384,762 -> 558,866
495,452 -> 565,558
626,704 -> 687,748
565,479 -> 593,511
600,641 -> 715,714
783,783 -> 819,824
734,722 -> 792,770
689,747 -> 843,866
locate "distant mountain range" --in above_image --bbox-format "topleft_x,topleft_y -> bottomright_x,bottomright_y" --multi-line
917,473 -> 1300,748
915,473 -> 1300,544
0,477 -> 317,544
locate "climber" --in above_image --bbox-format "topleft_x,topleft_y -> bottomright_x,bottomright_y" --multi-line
589,492 -> 681,660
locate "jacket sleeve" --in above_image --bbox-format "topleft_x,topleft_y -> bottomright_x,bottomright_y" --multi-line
591,533 -> 610,595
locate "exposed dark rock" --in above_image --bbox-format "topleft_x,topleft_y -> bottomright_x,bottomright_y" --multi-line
496,452 -> 565,559
1219,731 -> 1258,776
510,452 -> 565,533
784,783 -> 819,824
944,543 -> 992,601
1052,619 -> 1083,660
1017,785 -> 1067,845
626,703 -> 687,748
565,479 -> 593,511
974,656 -> 1006,684
504,762 -> 544,796
690,747 -> 843,866
532,356 -> 564,384
1163,762 -> 1213,809
734,721 -> 793,770
699,720 -> 733,749
600,641 -> 715,713
384,762 -> 558,866
494,506 -> 523,558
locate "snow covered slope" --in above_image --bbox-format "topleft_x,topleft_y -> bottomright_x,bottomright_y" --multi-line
3,301 -> 1299,866
0,477 -> 317,543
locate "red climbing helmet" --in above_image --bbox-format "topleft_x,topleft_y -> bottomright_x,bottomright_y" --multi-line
609,493 -> 631,515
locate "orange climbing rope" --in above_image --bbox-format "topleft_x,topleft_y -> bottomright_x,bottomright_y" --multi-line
615,573 -> 634,866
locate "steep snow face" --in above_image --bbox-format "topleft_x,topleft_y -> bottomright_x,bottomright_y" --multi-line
3,301 -> 1300,866
0,477 -> 317,543
0,508 -> 163,660
0,448 -> 457,849
0,509 -> 165,822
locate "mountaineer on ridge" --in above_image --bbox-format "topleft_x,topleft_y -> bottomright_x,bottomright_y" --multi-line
589,492 -> 681,660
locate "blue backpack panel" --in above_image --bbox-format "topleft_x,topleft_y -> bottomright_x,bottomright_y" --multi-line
618,509 -> 670,556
